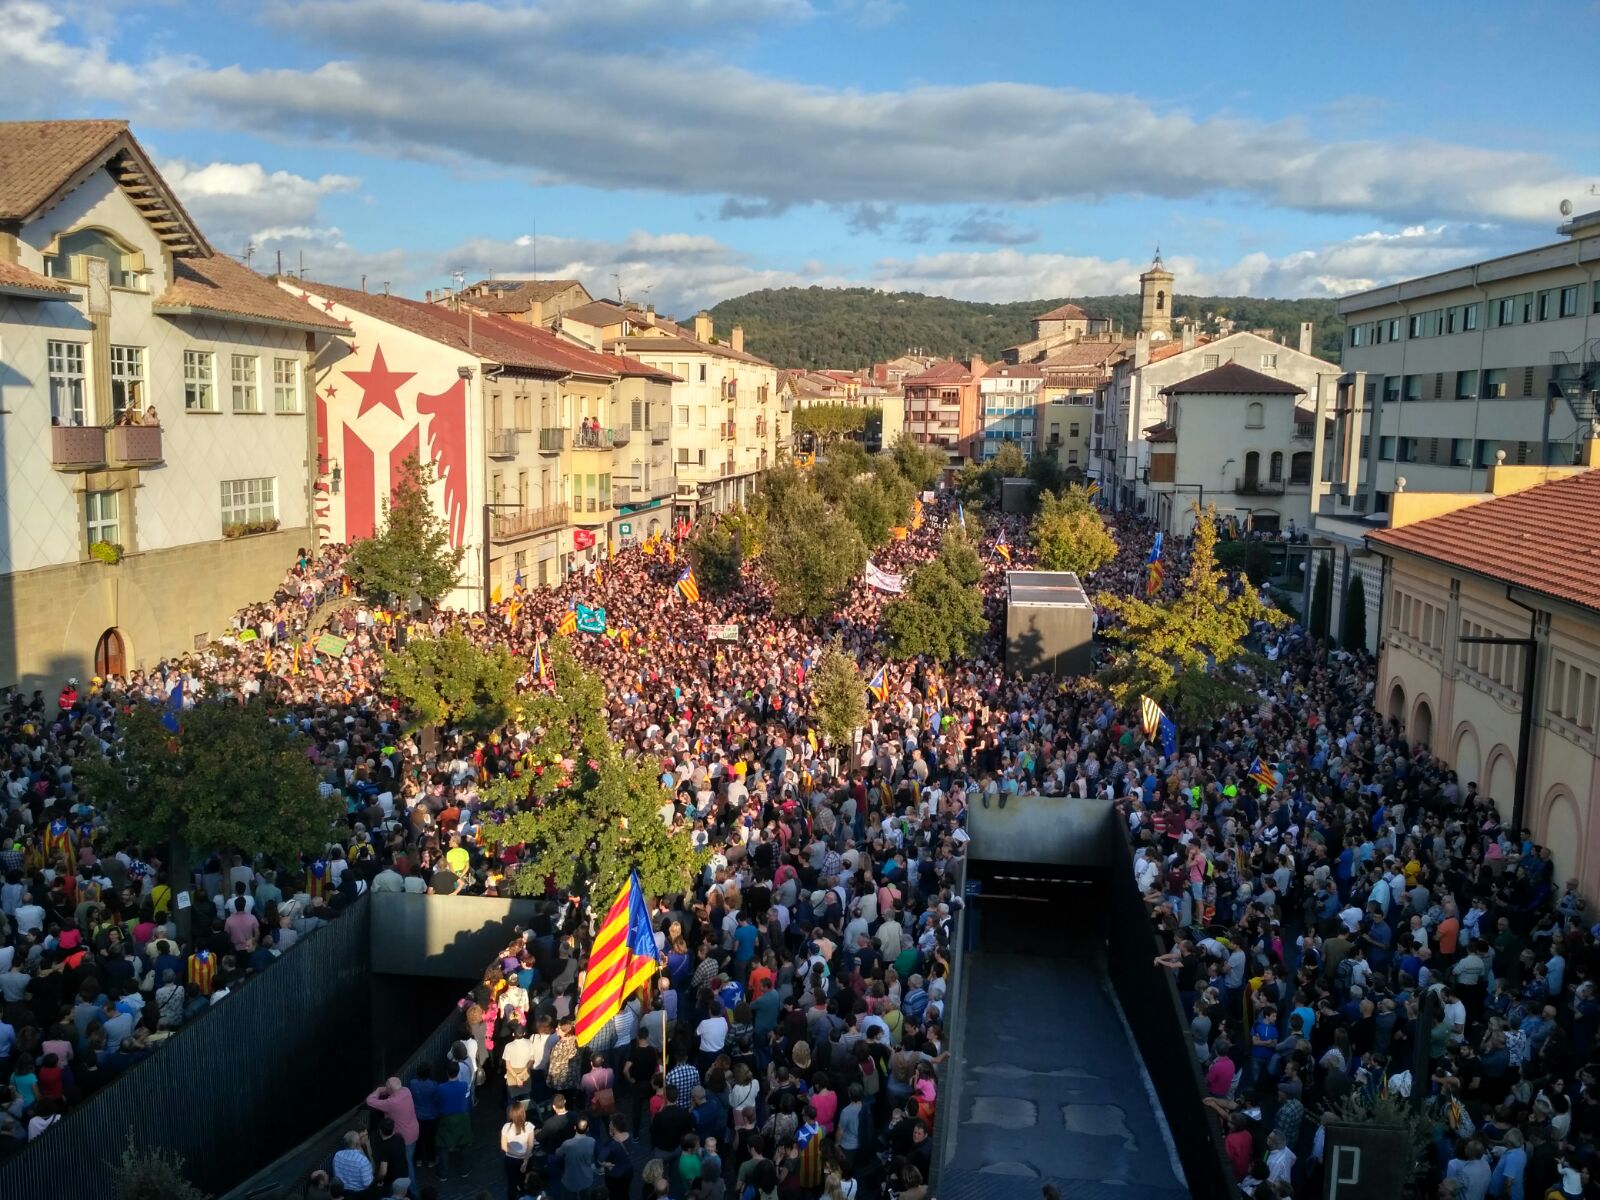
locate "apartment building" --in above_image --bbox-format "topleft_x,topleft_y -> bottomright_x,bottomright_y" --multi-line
903,357 -> 983,466
286,280 -> 675,604
978,361 -> 1043,458
609,312 -> 781,521
1311,208 -> 1600,654
1364,442 -> 1600,894
441,278 -> 592,327
0,119 -> 343,687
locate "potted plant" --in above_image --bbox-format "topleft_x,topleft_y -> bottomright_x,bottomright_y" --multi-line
89,540 -> 123,565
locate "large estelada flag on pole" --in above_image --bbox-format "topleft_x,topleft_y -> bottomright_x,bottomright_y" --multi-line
574,870 -> 658,1046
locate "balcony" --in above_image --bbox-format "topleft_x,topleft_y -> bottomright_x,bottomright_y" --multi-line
538,428 -> 565,454
487,429 -> 520,458
650,421 -> 671,444
1235,477 -> 1286,496
51,425 -> 107,471
754,419 -> 767,438
108,423 -> 163,466
571,426 -> 628,451
490,503 -> 568,541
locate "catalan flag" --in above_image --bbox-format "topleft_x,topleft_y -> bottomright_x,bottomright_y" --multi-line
187,950 -> 218,997
574,870 -> 658,1047
532,639 -> 547,682
676,566 -> 701,604
806,727 -> 818,755
1086,480 -> 1102,501
43,818 -> 75,863
911,498 -> 925,530
1140,695 -> 1178,758
595,565 -> 603,589
513,566 -> 525,592
1249,757 -> 1278,791
995,530 -> 1011,563
1145,531 -> 1165,598
557,609 -> 578,636
867,664 -> 889,703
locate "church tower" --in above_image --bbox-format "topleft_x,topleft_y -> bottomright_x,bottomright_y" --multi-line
1139,249 -> 1174,339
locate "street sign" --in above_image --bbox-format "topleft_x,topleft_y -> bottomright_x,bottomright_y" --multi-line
619,522 -> 632,535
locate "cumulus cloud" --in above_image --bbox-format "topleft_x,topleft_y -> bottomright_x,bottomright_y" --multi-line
160,159 -> 360,252
2,0 -> 1583,227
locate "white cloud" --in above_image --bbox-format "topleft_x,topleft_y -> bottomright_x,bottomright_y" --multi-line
159,159 -> 360,252
2,0 -> 1584,227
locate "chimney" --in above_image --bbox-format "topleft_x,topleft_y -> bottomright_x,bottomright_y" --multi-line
1181,322 -> 1197,352
731,325 -> 744,354
1298,321 -> 1314,356
969,354 -> 986,379
1135,329 -> 1151,369
646,303 -> 656,320
694,311 -> 714,343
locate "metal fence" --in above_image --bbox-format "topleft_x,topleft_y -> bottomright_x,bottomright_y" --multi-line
0,900 -> 373,1200
1104,823 -> 1240,1200
929,853 -> 969,1190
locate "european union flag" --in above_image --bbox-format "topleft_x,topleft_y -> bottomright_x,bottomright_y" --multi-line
160,681 -> 183,733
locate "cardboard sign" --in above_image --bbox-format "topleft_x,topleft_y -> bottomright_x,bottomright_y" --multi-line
315,633 -> 349,656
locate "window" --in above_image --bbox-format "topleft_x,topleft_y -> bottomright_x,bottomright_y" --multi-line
231,354 -> 260,412
1244,402 -> 1264,428
1068,422 -> 1080,438
1383,376 -> 1401,404
1450,438 -> 1472,467
1067,449 -> 1079,464
1403,375 -> 1424,402
43,227 -> 141,289
220,477 -> 277,526
696,406 -> 707,428
1483,368 -> 1507,398
1494,297 -> 1517,327
47,340 -> 87,426
85,490 -> 119,547
1474,439 -> 1501,468
1378,436 -> 1396,461
1454,370 -> 1478,400
1537,290 -> 1555,321
272,359 -> 303,413
1202,354 -> 1220,369
1594,282 -> 1600,315
1462,302 -> 1480,330
1269,451 -> 1284,482
1560,285 -> 1580,318
1397,437 -> 1418,463
1386,319 -> 1401,341
698,364 -> 707,383
1260,353 -> 1278,369
1155,290 -> 1165,312
1289,451 -> 1313,484
676,405 -> 689,427
183,350 -> 216,412
110,345 -> 145,420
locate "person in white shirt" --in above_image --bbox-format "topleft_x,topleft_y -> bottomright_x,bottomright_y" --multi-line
696,1004 -> 729,1060
1266,1132 -> 1295,1184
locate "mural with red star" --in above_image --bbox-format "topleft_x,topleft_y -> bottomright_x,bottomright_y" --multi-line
345,346 -> 416,419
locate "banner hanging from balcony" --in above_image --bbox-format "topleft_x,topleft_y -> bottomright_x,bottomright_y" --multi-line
865,562 -> 904,593
575,603 -> 607,634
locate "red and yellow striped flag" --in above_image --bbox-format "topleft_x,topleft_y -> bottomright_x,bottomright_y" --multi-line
574,870 -> 658,1046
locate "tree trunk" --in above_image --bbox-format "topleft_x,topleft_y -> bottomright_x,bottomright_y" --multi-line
169,834 -> 194,943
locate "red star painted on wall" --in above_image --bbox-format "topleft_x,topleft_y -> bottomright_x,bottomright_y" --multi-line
324,385 -> 338,399
346,345 -> 415,419
322,298 -> 336,312
298,292 -> 310,302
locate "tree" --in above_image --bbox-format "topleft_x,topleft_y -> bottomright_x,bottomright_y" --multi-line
1096,503 -> 1286,727
1027,453 -> 1064,497
687,519 -> 743,594
1215,539 -> 1276,585
811,440 -> 875,505
988,440 -> 1028,481
384,628 -> 523,733
1343,572 -> 1369,651
838,471 -> 914,549
882,553 -> 988,662
1031,492 -> 1119,577
792,403 -> 873,445
939,528 -> 982,587
809,639 -> 866,746
348,454 -> 462,605
478,643 -> 702,900
79,697 -> 340,923
1309,558 -> 1333,642
763,485 -> 868,618
113,1132 -> 207,1200
889,434 -> 946,491
721,494 -> 769,560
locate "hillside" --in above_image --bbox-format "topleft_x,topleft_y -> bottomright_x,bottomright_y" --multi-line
707,286 -> 1345,369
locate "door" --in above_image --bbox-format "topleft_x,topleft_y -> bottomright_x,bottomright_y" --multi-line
1244,450 -> 1260,487
94,627 -> 126,678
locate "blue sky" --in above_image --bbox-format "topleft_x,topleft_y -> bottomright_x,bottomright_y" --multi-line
3,0 -> 1596,314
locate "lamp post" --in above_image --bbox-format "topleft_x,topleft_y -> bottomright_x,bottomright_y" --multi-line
481,501 -> 522,612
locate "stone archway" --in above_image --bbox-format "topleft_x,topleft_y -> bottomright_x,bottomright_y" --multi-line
1486,747 -> 1516,825
1540,786 -> 1584,887
1387,681 -> 1407,727
1454,723 -> 1481,788
1411,697 -> 1434,751
93,627 -> 126,678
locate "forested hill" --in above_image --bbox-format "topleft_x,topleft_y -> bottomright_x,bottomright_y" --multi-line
707,287 -> 1345,370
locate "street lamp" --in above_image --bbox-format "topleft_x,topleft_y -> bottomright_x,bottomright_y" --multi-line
481,501 -> 522,612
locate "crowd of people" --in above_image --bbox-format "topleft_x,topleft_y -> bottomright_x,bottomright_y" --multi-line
0,467 -> 1588,1200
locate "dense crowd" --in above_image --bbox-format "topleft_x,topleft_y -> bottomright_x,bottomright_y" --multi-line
0,473 -> 1585,1200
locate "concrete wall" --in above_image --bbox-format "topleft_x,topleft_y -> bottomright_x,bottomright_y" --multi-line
369,892 -> 544,978
0,524 -> 306,688
1005,599 -> 1094,679
967,793 -> 1117,868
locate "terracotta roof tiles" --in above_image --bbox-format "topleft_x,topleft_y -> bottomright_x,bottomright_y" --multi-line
1161,362 -> 1303,396
156,258 -> 347,331
1035,302 -> 1088,321
1368,470 -> 1600,614
0,119 -> 128,221
0,259 -> 75,298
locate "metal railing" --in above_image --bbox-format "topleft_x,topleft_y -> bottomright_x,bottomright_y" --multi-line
650,421 -> 671,443
488,428 -> 520,457
538,427 -> 565,453
491,503 -> 568,539
1235,476 -> 1286,495
571,426 -> 628,449
50,424 -> 107,470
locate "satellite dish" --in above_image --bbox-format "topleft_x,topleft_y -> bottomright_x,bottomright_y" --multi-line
1560,198 -> 1574,216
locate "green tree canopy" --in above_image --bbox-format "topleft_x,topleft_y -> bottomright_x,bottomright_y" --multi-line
938,528 -> 983,587
1031,492 -> 1119,577
384,627 -> 523,733
889,434 -> 946,491
478,643 -> 702,900
687,518 -> 744,594
1096,504 -> 1286,726
810,440 -> 875,505
792,403 -> 875,444
80,696 -> 340,888
721,493 -> 770,560
882,549 -> 988,662
348,454 -> 462,604
763,484 -> 868,617
1343,572 -> 1369,650
1309,558 -> 1333,642
809,639 -> 867,746
987,441 -> 1028,481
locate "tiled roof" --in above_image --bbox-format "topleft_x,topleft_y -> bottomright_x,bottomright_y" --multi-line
301,281 -> 673,380
1143,421 -> 1177,444
461,279 -> 584,311
984,361 -> 1043,378
0,119 -> 127,220
904,359 -> 973,386
0,259 -> 75,298
156,258 -> 346,331
1036,302 -> 1088,321
1161,362 -> 1303,396
1040,340 -> 1131,369
612,332 -> 775,369
1368,470 -> 1600,614
558,300 -> 636,327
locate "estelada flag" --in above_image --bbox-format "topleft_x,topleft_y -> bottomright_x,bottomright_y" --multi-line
574,870 -> 658,1046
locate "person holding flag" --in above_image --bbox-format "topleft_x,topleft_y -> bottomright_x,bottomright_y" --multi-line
1145,531 -> 1165,597
676,566 -> 700,604
994,530 -> 1012,564
1140,695 -> 1178,758
575,870 -> 659,1048
867,664 -> 889,703
558,609 -> 579,636
1248,757 -> 1278,791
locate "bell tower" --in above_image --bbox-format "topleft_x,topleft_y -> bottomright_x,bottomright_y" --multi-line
1139,247 -> 1174,339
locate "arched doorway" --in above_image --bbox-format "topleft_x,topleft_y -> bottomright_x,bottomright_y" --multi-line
1387,681 -> 1406,726
1487,751 -> 1516,824
94,627 -> 126,678
1411,699 -> 1434,750
1454,724 -> 1481,787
